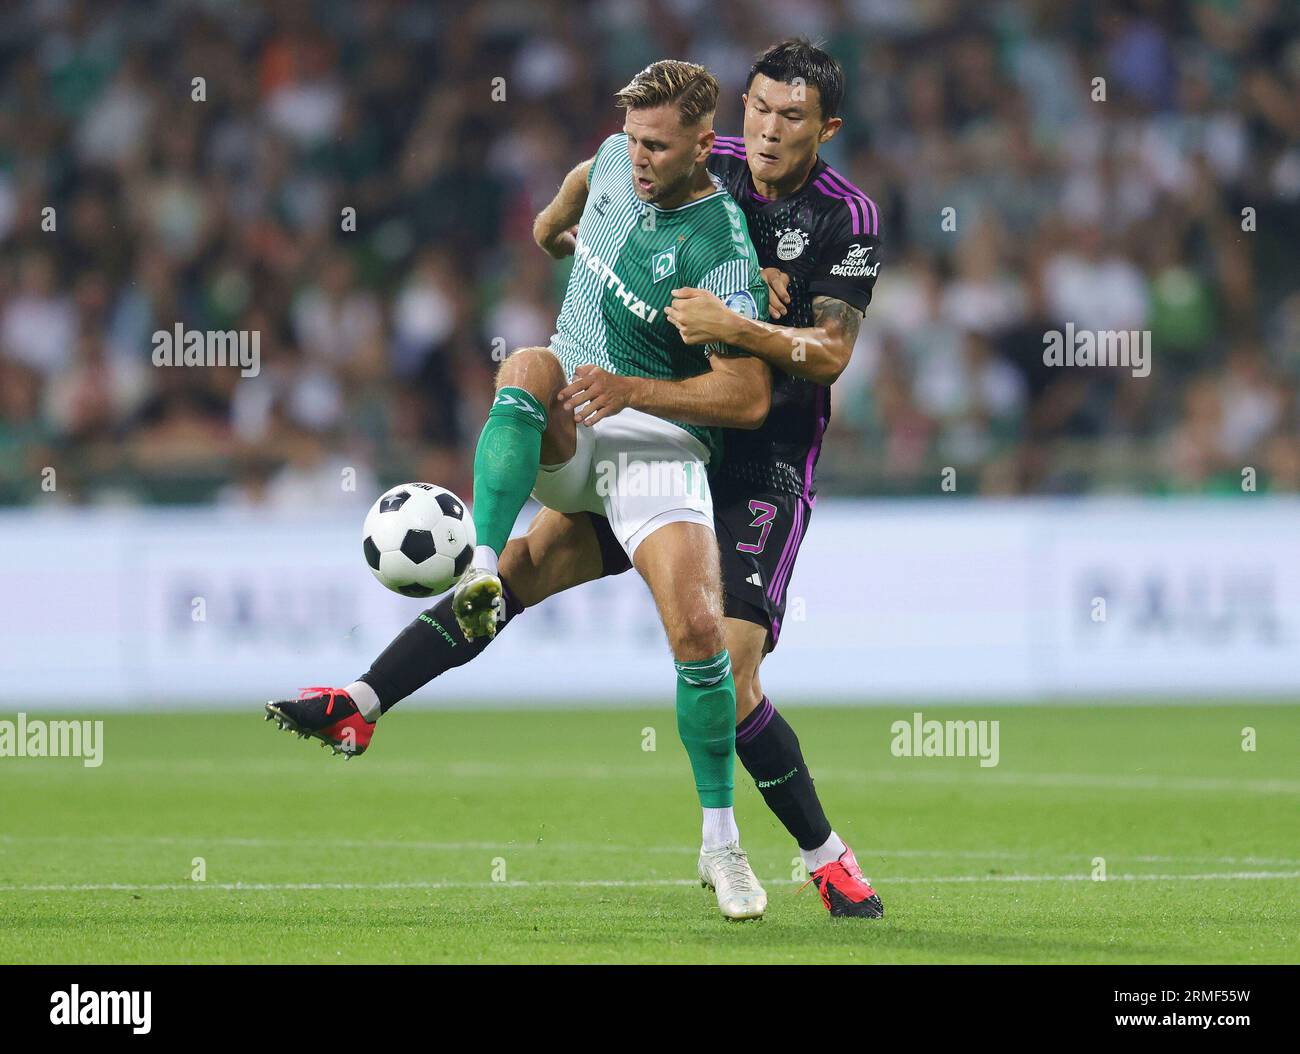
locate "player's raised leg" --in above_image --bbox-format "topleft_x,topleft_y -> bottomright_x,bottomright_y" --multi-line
633,521 -> 766,920
454,347 -> 577,639
727,616 -> 883,918
358,508 -> 609,713
265,507 -> 612,754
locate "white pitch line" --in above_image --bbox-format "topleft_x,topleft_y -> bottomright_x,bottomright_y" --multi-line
0,833 -> 696,855
6,760 -> 1296,794
5,871 -> 1299,893
886,870 -> 1300,884
5,879 -> 702,892
2,834 -> 1298,868
818,769 -> 1300,795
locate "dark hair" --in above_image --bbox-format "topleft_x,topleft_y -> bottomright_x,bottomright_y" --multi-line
747,37 -> 844,120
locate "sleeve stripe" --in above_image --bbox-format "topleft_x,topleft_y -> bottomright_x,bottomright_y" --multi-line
816,169 -> 880,236
813,177 -> 862,235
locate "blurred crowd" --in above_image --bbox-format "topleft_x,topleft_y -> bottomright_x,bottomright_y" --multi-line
1,0 -> 1297,506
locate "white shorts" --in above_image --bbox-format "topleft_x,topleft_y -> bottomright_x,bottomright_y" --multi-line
531,407 -> 714,560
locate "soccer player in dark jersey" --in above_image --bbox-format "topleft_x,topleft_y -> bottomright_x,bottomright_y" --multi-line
664,39 -> 881,917
266,40 -> 884,919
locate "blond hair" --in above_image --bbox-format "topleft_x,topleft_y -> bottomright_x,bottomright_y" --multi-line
614,60 -> 719,127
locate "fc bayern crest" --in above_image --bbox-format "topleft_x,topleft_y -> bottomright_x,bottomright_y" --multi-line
776,227 -> 809,261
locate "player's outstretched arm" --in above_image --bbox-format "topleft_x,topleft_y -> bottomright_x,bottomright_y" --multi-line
533,158 -> 594,259
558,354 -> 771,430
666,287 -> 862,386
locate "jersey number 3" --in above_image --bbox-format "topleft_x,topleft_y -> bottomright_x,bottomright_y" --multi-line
736,500 -> 777,554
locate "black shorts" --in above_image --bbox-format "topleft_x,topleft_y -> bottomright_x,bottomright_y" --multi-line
713,486 -> 812,652
589,487 -> 813,654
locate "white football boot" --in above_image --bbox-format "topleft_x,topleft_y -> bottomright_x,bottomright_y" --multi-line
698,842 -> 767,921
451,567 -> 504,640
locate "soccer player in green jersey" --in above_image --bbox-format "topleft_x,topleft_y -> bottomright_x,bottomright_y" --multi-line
269,43 -> 883,922
450,61 -> 772,918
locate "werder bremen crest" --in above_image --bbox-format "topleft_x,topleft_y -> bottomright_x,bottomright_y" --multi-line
652,246 -> 677,283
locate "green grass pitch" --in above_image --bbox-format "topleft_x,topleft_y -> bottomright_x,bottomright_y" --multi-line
1,704 -> 1296,964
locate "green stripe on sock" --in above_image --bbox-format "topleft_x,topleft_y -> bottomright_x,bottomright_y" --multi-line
675,649 -> 736,808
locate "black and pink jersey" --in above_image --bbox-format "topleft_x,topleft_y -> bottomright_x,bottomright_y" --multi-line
707,135 -> 881,498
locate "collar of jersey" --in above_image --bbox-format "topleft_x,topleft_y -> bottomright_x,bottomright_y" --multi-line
644,171 -> 726,213
746,156 -> 825,204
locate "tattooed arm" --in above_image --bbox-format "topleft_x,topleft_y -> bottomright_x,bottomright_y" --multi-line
665,290 -> 862,385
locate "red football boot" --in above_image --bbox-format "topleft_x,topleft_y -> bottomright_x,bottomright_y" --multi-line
804,846 -> 884,918
264,687 -> 375,758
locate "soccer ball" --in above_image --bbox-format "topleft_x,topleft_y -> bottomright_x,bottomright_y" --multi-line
362,482 -> 475,598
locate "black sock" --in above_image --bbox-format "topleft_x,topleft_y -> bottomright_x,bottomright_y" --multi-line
359,582 -> 524,714
735,696 -> 832,851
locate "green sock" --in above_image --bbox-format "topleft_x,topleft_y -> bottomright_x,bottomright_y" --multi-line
471,387 -> 548,555
674,650 -> 736,808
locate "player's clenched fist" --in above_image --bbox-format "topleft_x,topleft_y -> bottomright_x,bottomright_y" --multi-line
538,225 -> 578,259
559,363 -> 640,426
665,286 -> 735,346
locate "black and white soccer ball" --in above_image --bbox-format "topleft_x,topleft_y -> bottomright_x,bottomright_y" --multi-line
362,482 -> 475,598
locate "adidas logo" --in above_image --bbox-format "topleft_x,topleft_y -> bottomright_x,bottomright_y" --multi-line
747,572 -> 762,587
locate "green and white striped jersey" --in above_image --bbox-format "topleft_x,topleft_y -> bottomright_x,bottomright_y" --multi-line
549,132 -> 769,462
